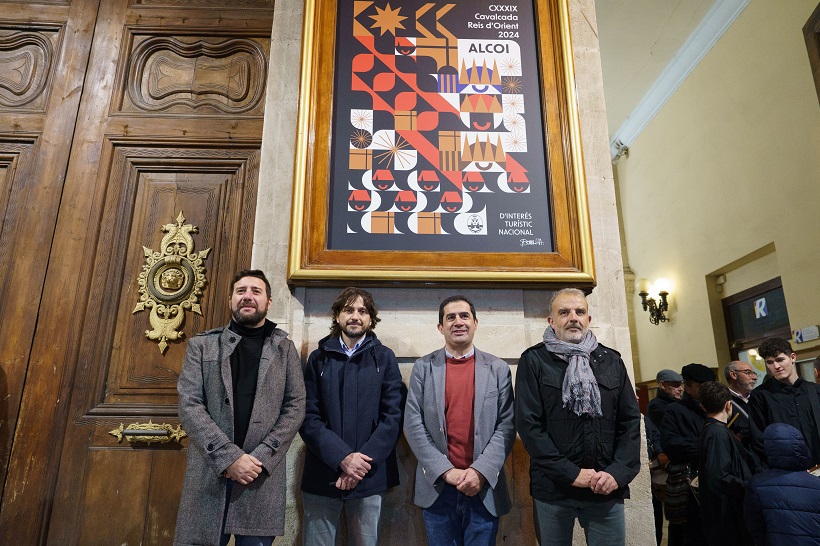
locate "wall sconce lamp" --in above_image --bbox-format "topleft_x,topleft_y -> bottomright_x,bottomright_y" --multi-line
638,278 -> 671,325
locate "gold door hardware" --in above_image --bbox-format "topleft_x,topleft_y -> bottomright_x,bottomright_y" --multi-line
132,211 -> 210,354
109,421 -> 187,446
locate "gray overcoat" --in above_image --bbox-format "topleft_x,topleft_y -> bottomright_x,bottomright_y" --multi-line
404,347 -> 515,517
174,323 -> 306,546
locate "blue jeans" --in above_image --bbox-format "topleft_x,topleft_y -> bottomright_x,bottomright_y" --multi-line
422,484 -> 498,546
302,491 -> 384,546
534,497 -> 625,546
220,480 -> 274,546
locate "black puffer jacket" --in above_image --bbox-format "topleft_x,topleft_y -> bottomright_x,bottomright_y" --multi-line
744,423 -> 820,546
515,343 -> 641,502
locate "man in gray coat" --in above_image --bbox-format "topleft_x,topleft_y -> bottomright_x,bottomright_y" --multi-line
404,295 -> 515,545
174,270 -> 306,546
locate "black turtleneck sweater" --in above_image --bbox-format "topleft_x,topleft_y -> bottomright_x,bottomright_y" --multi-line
228,319 -> 275,449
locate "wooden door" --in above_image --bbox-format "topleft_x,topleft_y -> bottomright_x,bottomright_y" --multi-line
0,0 -> 102,527
0,1 -> 275,543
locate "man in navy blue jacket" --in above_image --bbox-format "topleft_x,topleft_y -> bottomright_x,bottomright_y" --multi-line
299,287 -> 403,546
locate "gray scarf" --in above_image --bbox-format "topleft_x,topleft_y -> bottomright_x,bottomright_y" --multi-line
543,326 -> 602,417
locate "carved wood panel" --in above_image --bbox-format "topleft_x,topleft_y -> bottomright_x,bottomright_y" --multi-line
0,27 -> 61,111
80,142 -> 261,413
122,35 -> 269,114
0,0 -> 274,543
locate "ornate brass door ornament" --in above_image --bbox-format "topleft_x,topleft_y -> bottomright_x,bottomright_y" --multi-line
133,211 -> 210,353
109,421 -> 187,446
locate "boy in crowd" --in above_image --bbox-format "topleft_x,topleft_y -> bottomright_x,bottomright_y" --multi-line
698,381 -> 758,546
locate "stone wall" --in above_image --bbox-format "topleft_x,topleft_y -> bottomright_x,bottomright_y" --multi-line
253,0 -> 653,543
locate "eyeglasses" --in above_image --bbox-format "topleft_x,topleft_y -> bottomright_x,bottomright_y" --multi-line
735,370 -> 758,377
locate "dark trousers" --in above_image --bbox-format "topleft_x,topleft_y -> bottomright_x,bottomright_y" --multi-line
667,491 -> 704,546
652,495 -> 664,545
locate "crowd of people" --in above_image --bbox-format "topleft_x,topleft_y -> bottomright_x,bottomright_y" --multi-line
170,268 -> 819,546
646,339 -> 820,546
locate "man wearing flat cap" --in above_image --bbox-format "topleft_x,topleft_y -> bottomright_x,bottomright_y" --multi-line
659,363 -> 715,546
645,369 -> 682,545
647,369 -> 683,430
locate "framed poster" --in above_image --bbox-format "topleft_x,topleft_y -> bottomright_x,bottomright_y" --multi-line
289,0 -> 595,286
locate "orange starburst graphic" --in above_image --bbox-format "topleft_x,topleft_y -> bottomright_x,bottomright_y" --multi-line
370,3 -> 407,36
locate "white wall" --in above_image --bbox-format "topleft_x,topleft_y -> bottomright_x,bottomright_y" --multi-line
617,0 -> 820,381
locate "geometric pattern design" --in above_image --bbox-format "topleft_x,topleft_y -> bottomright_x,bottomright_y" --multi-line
331,0 -> 552,251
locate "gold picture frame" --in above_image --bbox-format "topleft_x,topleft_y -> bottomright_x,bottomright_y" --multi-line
289,0 -> 594,286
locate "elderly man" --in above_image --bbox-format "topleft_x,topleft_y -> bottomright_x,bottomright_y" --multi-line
659,363 -> 715,546
174,270 -> 306,546
645,368 -> 682,546
724,360 -> 758,448
515,288 -> 641,546
404,295 -> 515,545
647,369 -> 683,429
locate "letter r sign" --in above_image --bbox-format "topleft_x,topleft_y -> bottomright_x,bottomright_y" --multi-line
754,298 -> 768,319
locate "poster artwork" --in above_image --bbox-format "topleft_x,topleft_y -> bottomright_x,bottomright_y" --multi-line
329,0 -> 553,253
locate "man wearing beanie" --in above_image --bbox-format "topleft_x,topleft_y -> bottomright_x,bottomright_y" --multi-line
659,363 -> 715,546
516,288 -> 641,546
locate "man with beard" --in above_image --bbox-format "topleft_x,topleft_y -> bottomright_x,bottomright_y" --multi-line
299,287 -> 402,546
515,288 -> 641,546
724,361 -> 758,448
174,270 -> 306,546
659,363 -> 715,546
404,295 -> 515,545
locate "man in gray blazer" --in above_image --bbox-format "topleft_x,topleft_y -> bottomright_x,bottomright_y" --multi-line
174,270 -> 306,546
404,295 -> 515,545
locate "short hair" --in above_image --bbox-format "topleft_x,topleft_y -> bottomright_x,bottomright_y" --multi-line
814,355 -> 820,374
548,288 -> 587,317
724,361 -> 742,382
231,269 -> 271,298
699,381 -> 731,414
758,338 -> 793,360
438,295 -> 477,325
330,287 -> 380,338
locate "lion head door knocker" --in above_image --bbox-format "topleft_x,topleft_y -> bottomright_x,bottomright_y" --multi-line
133,211 -> 210,353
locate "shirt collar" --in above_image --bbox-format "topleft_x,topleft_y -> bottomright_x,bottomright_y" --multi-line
445,346 -> 475,360
340,336 -> 365,357
728,387 -> 749,402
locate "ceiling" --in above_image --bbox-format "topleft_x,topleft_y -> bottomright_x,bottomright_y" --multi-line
594,0 -> 718,139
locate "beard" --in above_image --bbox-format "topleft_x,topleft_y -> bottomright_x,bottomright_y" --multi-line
342,322 -> 367,340
232,303 -> 267,326
558,326 -> 586,343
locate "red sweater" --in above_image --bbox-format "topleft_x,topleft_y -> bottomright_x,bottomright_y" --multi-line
445,354 -> 475,469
